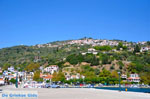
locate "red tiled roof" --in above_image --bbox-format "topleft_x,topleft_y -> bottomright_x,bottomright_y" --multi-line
134,77 -> 140,79
40,73 -> 46,77
127,77 -> 140,80
43,75 -> 52,79
71,75 -> 76,78
0,78 -> 4,81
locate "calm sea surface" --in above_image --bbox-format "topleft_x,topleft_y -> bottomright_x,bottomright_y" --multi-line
95,87 -> 150,93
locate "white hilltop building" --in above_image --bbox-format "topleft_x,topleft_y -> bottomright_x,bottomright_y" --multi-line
82,48 -> 98,55
140,47 -> 150,52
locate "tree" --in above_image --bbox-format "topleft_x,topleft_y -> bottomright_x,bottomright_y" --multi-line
94,46 -> 112,51
3,63 -> 11,70
84,53 -> 94,63
33,70 -> 41,82
128,63 -> 137,73
133,45 -> 141,53
109,81 -> 114,85
9,78 -> 16,84
52,72 -> 65,82
123,46 -> 128,50
66,54 -> 84,65
94,68 -> 100,75
46,80 -> 50,83
101,54 -> 111,64
57,61 -> 65,69
52,72 -> 57,82
101,81 -> 105,84
140,72 -> 150,85
110,65 -> 115,70
111,71 -> 119,78
91,56 -> 99,66
81,65 -> 94,73
99,69 -> 111,78
25,62 -> 40,72
117,42 -> 123,50
147,41 -> 150,46
117,61 -> 124,70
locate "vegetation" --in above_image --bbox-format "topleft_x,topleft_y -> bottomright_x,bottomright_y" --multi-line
25,62 -> 40,72
52,72 -> 65,82
33,70 -> 43,82
9,78 -> 16,84
94,45 -> 112,51
66,53 -> 99,66
0,39 -> 150,84
117,42 -> 127,50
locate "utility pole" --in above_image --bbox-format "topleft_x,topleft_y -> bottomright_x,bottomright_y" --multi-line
118,71 -> 121,91
15,72 -> 18,88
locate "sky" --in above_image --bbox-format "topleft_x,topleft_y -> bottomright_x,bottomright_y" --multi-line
0,0 -> 150,48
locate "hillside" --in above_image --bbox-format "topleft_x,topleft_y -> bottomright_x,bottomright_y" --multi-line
0,38 -> 150,84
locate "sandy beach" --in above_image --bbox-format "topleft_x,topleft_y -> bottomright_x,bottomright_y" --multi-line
0,85 -> 150,99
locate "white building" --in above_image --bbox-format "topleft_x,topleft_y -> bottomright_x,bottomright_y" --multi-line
87,48 -> 98,55
44,65 -> 59,74
140,47 -> 150,52
8,66 -> 15,72
127,74 -> 140,83
0,78 -> 4,85
121,74 -> 127,79
65,73 -> 82,80
88,48 -> 96,52
81,52 -> 87,55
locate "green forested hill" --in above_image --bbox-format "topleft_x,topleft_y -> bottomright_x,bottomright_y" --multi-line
0,43 -> 91,67
0,40 -> 150,84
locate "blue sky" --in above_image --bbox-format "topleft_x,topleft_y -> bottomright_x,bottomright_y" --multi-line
0,0 -> 150,48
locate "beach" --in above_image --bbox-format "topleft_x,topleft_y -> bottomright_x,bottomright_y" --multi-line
0,85 -> 150,99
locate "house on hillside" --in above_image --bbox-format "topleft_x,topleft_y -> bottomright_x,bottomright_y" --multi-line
8,66 -> 15,72
87,48 -> 98,55
88,48 -> 96,52
65,73 -> 82,80
43,75 -> 52,82
121,74 -> 127,79
127,74 -> 140,83
40,73 -> 52,82
26,72 -> 34,81
43,65 -> 59,74
7,74 -> 16,80
128,47 -> 134,52
3,71 -> 11,77
0,78 -> 4,85
81,52 -> 86,55
140,47 -> 150,52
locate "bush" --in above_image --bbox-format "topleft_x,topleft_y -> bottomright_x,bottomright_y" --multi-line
9,78 -> 16,84
110,65 -> 115,70
101,54 -> 111,64
46,80 -> 50,83
94,46 -> 112,51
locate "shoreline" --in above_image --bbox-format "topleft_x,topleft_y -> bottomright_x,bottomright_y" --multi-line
1,88 -> 150,99
0,85 -> 150,99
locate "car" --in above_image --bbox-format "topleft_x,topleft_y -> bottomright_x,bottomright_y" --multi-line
45,84 -> 51,88
0,89 -> 2,93
87,84 -> 95,88
51,84 -> 60,88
